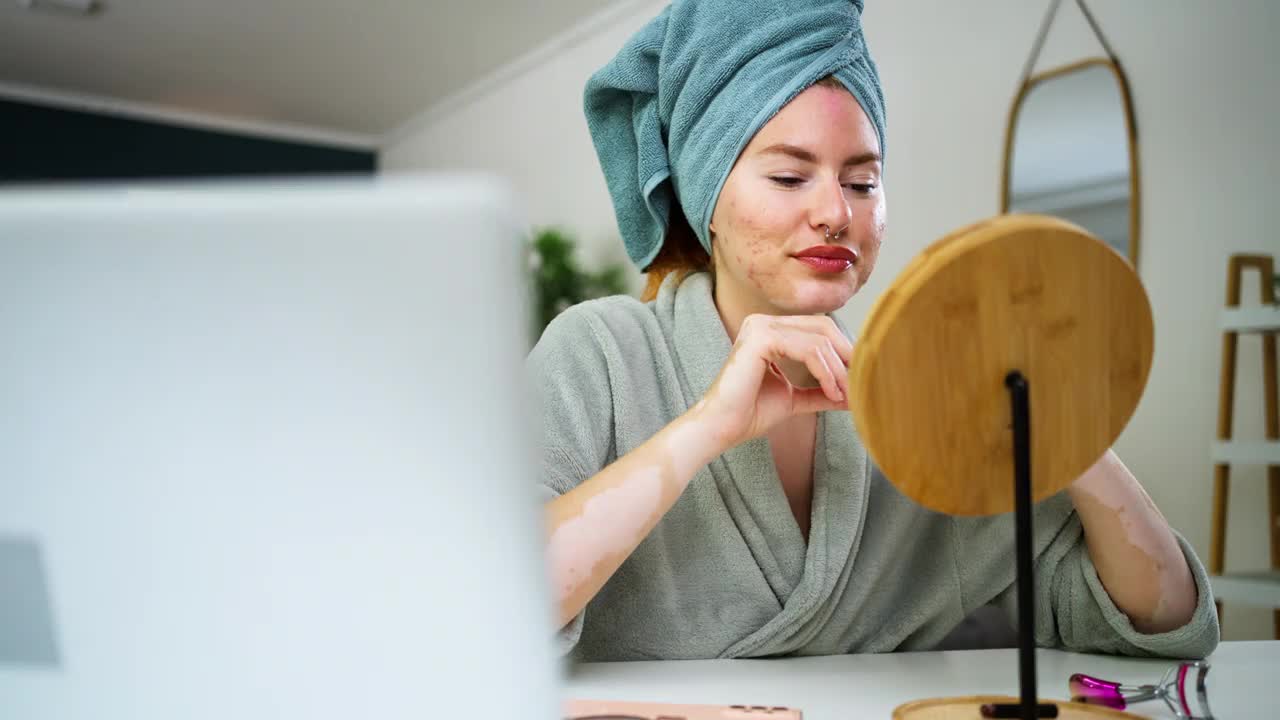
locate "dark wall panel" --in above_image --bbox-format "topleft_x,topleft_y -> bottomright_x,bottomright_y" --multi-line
0,99 -> 375,184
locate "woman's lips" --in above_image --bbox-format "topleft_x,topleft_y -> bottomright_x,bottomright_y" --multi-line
794,245 -> 858,273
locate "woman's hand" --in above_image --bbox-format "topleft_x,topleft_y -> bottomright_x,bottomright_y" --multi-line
544,312 -> 851,627
688,313 -> 853,453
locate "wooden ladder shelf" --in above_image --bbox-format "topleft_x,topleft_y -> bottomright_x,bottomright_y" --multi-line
1210,253 -> 1280,638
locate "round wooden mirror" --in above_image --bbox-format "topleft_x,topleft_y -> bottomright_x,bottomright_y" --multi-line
847,214 -> 1153,517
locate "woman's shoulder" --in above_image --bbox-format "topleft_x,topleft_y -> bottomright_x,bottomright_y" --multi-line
533,293 -> 665,360
528,293 -> 676,439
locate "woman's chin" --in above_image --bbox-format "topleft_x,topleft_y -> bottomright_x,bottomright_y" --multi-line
779,275 -> 859,315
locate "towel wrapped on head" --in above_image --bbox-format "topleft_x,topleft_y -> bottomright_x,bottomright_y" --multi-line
584,0 -> 886,270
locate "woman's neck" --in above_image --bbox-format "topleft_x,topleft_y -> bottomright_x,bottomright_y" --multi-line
711,270 -> 819,389
713,273 -> 778,343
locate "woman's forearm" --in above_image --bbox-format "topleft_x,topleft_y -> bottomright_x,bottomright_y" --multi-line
543,407 -> 724,629
1067,450 -> 1198,633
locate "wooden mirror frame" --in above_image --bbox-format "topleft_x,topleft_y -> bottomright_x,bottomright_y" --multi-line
1000,57 -> 1142,270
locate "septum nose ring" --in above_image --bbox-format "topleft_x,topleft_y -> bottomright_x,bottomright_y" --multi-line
824,202 -> 853,242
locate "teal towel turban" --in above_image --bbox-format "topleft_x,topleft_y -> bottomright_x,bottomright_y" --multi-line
584,0 -> 886,270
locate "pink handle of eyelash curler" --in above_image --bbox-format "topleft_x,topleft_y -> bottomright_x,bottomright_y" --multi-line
1069,673 -> 1127,710
1176,663 -> 1193,717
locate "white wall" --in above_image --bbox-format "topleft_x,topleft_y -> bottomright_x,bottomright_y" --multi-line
380,0 -> 664,288
382,0 -> 1280,640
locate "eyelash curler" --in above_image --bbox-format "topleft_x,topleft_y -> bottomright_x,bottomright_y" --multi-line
1069,660 -> 1212,719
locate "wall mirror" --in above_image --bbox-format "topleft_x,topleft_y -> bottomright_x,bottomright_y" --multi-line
1002,57 -> 1140,268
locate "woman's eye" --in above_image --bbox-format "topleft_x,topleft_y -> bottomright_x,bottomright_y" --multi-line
845,183 -> 877,194
769,176 -> 804,188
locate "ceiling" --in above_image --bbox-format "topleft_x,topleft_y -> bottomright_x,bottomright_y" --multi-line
0,0 -> 613,146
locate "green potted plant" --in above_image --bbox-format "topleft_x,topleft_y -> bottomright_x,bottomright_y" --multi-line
529,227 -> 628,343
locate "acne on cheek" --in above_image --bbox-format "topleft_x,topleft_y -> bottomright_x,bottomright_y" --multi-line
546,466 -> 665,604
864,201 -> 886,239
747,232 -> 783,283
734,251 -> 757,284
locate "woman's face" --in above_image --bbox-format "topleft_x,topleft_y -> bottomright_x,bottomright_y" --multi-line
709,82 -> 885,316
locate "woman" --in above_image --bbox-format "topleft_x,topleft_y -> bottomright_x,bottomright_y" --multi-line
532,0 -> 1218,662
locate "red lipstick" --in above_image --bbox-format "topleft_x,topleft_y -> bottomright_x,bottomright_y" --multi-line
794,245 -> 858,273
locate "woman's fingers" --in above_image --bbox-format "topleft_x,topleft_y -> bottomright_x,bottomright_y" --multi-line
789,386 -> 850,415
704,313 -> 856,445
819,338 -> 849,400
806,340 -> 843,403
768,328 -> 844,404
767,314 -> 854,365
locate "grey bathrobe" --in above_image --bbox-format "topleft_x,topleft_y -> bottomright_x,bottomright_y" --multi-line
529,272 -> 1218,663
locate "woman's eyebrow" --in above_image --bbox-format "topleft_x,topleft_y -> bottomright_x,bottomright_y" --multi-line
757,143 -> 881,167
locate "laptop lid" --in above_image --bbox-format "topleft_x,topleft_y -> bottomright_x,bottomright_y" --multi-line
0,177 -> 558,719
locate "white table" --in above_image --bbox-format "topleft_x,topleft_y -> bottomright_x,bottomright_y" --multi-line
565,641 -> 1278,719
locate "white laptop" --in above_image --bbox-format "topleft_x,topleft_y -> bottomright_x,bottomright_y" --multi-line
0,177 -> 560,719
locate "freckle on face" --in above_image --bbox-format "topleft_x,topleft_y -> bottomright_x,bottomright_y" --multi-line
707,83 -> 882,315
